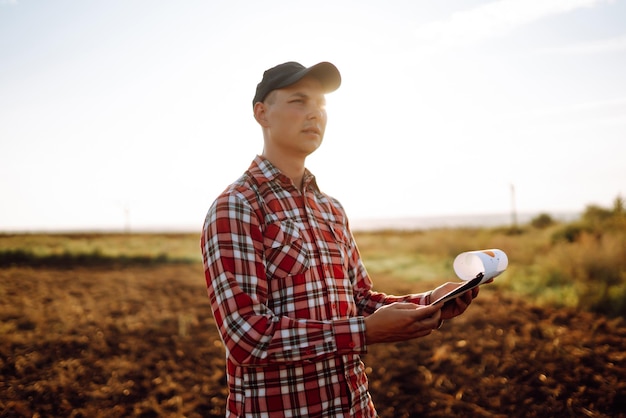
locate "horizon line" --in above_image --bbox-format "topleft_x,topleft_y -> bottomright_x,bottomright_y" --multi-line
0,210 -> 582,234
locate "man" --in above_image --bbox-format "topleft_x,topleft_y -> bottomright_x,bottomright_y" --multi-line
201,61 -> 479,417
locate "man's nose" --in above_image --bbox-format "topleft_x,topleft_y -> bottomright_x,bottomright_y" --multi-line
307,105 -> 324,119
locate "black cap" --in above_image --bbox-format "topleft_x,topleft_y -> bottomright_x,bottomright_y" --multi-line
252,61 -> 341,108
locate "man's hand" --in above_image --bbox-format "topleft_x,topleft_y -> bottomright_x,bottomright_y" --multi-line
364,302 -> 442,344
430,282 -> 480,320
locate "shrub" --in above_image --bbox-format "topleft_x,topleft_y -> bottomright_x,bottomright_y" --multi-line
551,223 -> 591,243
530,213 -> 555,229
582,204 -> 613,225
539,231 -> 626,316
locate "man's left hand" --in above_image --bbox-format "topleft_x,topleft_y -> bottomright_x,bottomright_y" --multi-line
430,282 -> 479,320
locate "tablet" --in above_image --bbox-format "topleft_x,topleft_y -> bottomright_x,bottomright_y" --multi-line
430,272 -> 484,306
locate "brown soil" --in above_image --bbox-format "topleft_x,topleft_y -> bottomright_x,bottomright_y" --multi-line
1,264 -> 625,417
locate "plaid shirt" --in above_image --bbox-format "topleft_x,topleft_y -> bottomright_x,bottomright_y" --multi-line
201,156 -> 430,417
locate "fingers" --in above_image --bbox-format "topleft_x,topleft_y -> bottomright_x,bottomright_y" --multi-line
385,301 -> 440,318
458,290 -> 473,306
409,306 -> 441,332
389,303 -> 441,331
390,302 -> 424,310
438,287 -> 477,320
365,303 -> 444,344
404,311 -> 440,339
420,310 -> 442,330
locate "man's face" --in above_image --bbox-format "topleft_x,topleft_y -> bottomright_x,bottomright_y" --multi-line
259,76 -> 328,158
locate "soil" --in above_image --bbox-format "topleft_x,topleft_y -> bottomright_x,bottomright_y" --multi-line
1,264 -> 625,417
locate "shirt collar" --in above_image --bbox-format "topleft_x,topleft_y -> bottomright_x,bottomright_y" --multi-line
250,155 -> 320,193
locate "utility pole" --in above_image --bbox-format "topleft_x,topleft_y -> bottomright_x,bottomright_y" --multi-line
124,202 -> 131,233
511,183 -> 518,228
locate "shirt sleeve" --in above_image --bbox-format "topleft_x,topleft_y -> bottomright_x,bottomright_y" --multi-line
201,192 -> 367,367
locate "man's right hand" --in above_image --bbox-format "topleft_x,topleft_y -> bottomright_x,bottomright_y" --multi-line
364,302 -> 442,344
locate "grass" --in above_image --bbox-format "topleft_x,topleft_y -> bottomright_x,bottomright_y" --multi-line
1,202 -> 625,316
0,233 -> 201,267
356,205 -> 626,316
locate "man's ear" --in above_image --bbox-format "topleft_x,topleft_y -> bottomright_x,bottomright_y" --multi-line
253,102 -> 269,127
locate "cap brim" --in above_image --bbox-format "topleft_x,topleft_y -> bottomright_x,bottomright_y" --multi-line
304,62 -> 342,93
278,61 -> 341,94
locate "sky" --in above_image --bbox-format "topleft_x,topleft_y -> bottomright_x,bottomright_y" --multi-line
1,0 -> 625,232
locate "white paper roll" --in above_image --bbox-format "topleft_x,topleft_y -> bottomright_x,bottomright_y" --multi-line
453,249 -> 508,283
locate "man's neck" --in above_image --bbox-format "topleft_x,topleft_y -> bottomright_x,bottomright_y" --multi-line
261,150 -> 306,189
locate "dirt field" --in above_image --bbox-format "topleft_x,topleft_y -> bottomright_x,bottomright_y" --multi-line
1,263 -> 625,417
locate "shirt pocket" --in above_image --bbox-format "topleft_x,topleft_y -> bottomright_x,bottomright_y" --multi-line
329,223 -> 352,270
263,219 -> 310,277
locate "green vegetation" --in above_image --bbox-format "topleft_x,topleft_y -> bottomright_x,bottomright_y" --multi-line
1,196 -> 624,316
356,196 -> 626,317
0,233 -> 201,268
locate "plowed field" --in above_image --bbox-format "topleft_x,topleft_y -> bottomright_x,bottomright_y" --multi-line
2,264 -> 625,417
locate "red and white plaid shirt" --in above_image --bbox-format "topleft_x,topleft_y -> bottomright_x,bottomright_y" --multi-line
201,156 -> 430,417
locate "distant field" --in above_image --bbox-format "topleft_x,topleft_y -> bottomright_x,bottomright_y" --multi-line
1,217 -> 625,314
0,232 -> 201,262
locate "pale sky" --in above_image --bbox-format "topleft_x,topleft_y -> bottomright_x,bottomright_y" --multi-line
1,0 -> 625,232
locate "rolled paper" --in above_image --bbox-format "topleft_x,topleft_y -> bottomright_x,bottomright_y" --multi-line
453,249 -> 508,283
